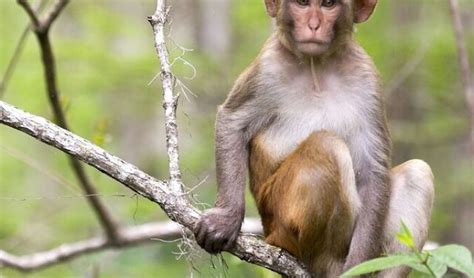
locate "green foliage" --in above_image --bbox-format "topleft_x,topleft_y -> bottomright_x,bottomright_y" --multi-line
341,255 -> 420,277
342,223 -> 474,277
0,0 -> 473,277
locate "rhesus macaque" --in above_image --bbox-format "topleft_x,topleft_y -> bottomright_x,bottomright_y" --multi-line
194,0 -> 434,277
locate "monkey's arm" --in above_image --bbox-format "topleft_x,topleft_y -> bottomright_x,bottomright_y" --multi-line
194,107 -> 249,253
194,66 -> 266,254
344,123 -> 392,269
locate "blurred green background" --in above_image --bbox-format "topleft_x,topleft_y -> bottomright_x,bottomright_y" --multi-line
0,0 -> 473,277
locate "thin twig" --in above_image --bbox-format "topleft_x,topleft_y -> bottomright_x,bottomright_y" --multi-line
148,0 -> 183,194
385,43 -> 429,97
0,0 -> 49,97
0,101 -> 310,277
17,0 -> 41,28
0,26 -> 29,98
17,0 -> 121,243
448,0 -> 474,154
41,0 -> 69,31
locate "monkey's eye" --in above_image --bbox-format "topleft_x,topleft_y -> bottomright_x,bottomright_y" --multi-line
321,0 -> 336,8
296,0 -> 310,6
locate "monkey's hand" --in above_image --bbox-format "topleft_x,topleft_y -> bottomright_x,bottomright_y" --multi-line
194,207 -> 244,254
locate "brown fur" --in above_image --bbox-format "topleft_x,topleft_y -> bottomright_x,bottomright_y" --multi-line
250,131 -> 358,276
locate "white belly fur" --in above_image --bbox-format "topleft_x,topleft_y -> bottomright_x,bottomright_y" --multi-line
258,72 -> 372,162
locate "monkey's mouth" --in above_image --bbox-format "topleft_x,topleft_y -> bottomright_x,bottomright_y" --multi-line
296,39 -> 330,45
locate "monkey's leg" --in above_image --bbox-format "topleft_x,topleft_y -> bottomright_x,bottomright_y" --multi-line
258,131 -> 361,276
379,159 -> 435,278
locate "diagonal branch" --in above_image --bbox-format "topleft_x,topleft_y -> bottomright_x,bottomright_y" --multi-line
448,0 -> 474,153
0,101 -> 310,277
17,0 -> 121,242
17,0 -> 41,28
0,0 -> 47,98
41,0 -> 69,31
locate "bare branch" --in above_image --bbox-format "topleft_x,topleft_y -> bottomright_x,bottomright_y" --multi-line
0,101 -> 310,277
0,218 -> 263,272
449,0 -> 474,153
18,0 -> 69,33
385,43 -> 429,96
0,221 -> 177,272
17,0 -> 40,28
1,1 -> 47,97
41,0 -> 69,30
148,0 -> 183,193
17,0 -> 121,242
0,26 -> 30,98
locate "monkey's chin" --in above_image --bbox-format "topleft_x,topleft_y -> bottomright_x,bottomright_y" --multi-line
295,42 -> 330,57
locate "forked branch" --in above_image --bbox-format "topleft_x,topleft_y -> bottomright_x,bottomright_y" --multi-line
0,100 -> 309,277
17,0 -> 120,242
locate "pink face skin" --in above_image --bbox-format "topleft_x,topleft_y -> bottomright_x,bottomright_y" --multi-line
285,0 -> 344,56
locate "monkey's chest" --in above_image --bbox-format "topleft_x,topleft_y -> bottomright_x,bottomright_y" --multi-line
256,91 -> 367,162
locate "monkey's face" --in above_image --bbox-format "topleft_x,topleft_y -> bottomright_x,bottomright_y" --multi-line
264,0 -> 378,57
281,0 -> 346,56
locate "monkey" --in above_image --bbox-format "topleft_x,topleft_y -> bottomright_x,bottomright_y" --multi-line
194,0 -> 434,277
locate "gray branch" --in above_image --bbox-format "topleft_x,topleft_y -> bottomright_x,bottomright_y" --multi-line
0,101 -> 310,277
448,0 -> 474,153
148,0 -> 183,193
0,218 -> 263,272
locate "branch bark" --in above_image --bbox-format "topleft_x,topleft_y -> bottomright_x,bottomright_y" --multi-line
0,101 -> 310,277
148,0 -> 183,193
448,0 -> 474,153
18,0 -> 121,242
0,218 -> 263,272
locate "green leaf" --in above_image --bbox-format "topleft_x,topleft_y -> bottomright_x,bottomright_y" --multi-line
406,262 -> 433,275
396,221 -> 416,249
430,245 -> 474,277
408,269 -> 435,278
425,255 -> 448,277
341,255 -> 419,277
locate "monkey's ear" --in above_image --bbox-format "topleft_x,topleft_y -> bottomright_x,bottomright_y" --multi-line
353,0 -> 377,23
264,0 -> 278,18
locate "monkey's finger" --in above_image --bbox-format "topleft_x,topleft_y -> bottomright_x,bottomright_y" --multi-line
223,234 -> 237,250
211,236 -> 226,253
194,221 -> 207,247
205,235 -> 222,254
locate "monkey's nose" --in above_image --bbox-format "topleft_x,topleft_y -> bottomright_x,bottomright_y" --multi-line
308,20 -> 320,32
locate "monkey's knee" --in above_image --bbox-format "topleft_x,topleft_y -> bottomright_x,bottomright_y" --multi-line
392,159 -> 434,213
385,159 -> 435,251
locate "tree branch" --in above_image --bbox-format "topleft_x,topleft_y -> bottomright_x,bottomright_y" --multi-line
148,0 -> 182,193
17,0 -> 41,29
448,0 -> 474,153
0,218 -> 264,272
41,0 -> 69,31
18,0 -> 121,242
0,0 -> 47,97
0,101 -> 310,277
